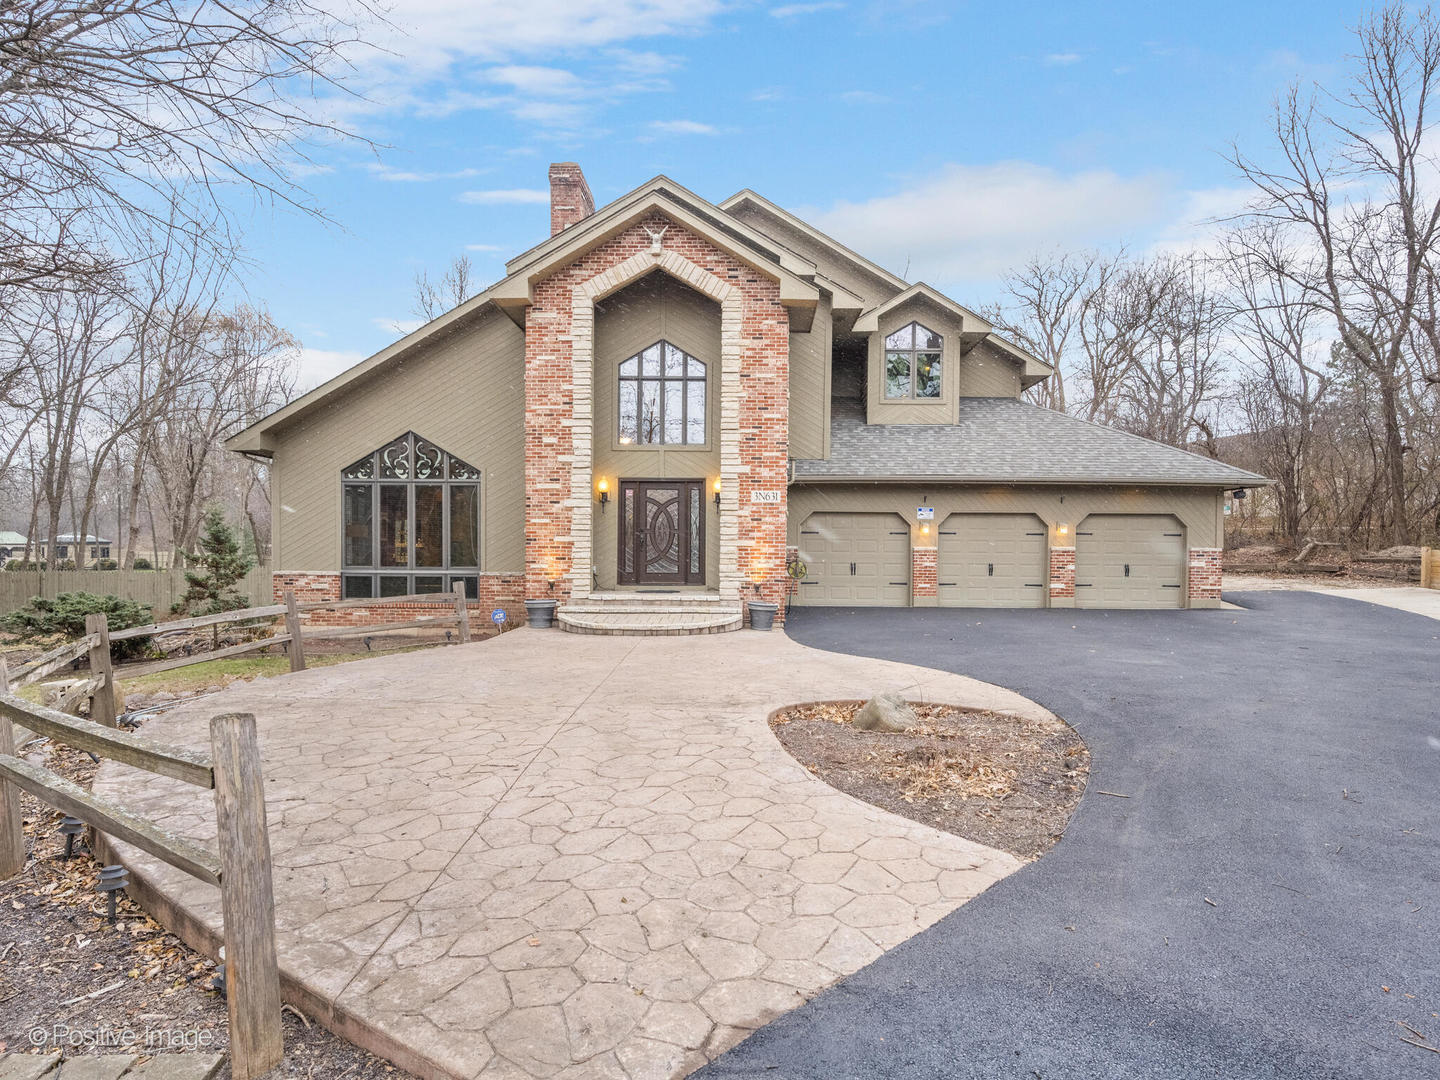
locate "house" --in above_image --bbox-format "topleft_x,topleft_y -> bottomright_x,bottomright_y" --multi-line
29,534 -> 113,566
0,532 -> 27,563
228,164 -> 1267,632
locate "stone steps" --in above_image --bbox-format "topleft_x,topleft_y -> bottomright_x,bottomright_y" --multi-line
558,607 -> 742,636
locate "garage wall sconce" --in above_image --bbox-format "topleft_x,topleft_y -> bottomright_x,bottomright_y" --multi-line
713,477 -> 722,510
920,524 -> 930,536
596,477 -> 610,512
1057,523 -> 1070,538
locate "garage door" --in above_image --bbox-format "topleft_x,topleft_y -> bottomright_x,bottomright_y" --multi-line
1075,515 -> 1185,609
795,513 -> 910,606
937,514 -> 1048,608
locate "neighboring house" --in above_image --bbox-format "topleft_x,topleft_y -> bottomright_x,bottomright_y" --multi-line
228,164 -> 1267,632
0,532 -> 28,563
31,535 -> 113,566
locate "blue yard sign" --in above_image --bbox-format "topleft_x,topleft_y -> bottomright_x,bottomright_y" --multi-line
491,608 -> 507,625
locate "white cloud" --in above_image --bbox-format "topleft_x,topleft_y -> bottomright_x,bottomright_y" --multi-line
803,162 -> 1178,284
372,316 -> 425,335
367,164 -> 483,182
295,348 -> 367,391
649,119 -> 718,135
457,188 -> 550,204
1044,52 -> 1083,66
770,2 -> 844,16
485,65 -> 586,97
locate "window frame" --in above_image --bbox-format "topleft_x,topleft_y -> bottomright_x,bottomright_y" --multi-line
882,321 -> 945,400
616,340 -> 708,448
338,433 -> 482,599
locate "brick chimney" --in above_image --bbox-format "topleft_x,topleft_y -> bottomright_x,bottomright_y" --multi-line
549,162 -> 595,235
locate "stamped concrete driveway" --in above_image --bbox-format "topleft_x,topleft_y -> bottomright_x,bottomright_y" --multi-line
95,630 -> 1037,1080
701,591 -> 1440,1080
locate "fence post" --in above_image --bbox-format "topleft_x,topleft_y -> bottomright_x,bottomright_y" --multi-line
210,711 -> 283,1080
453,589 -> 471,644
0,657 -> 23,878
283,591 -> 306,672
85,613 -> 117,727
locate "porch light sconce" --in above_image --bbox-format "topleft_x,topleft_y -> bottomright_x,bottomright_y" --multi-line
596,477 -> 610,513
713,477 -> 722,510
920,524 -> 930,537
1057,523 -> 1070,537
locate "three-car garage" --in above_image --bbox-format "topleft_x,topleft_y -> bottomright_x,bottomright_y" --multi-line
792,505 -> 1199,610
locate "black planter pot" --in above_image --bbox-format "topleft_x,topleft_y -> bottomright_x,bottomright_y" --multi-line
525,599 -> 558,629
747,601 -> 778,631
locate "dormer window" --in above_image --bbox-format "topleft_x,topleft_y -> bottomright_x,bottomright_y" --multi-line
884,322 -> 943,399
618,341 -> 706,445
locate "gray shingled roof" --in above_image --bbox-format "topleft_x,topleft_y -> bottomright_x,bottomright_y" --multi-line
793,400 -> 1270,486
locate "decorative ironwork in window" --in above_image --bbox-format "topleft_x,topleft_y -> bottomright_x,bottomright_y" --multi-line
340,432 -> 481,599
618,341 -> 706,445
883,321 -> 943,399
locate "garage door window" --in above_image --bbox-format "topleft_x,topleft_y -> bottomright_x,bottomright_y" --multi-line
884,322 -> 943,399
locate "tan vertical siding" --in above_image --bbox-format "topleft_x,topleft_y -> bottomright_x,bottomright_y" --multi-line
788,294 -> 830,460
269,307 -> 526,572
591,273 -> 722,589
725,204 -> 898,308
867,303 -> 959,424
957,340 -> 1022,398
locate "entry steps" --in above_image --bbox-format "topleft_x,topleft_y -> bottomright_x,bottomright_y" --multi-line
557,591 -> 743,635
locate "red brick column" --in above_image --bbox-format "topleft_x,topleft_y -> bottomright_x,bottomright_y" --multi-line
736,280 -> 789,624
1048,547 -> 1075,607
1188,547 -> 1222,605
912,547 -> 937,601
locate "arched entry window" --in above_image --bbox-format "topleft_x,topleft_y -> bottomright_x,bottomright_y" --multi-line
618,340 -> 706,445
341,433 -> 480,599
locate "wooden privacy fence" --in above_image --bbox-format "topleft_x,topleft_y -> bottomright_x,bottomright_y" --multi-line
0,566 -> 273,616
1423,547 -> 1439,590
0,671 -> 283,1080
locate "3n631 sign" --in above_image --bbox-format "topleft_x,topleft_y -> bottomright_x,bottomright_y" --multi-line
749,490 -> 782,505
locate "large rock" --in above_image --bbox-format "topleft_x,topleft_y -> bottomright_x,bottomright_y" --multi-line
852,692 -> 918,733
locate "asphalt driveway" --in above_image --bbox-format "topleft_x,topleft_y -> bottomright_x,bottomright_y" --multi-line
701,591 -> 1440,1080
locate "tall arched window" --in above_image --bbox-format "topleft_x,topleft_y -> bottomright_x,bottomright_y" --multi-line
341,433 -> 480,599
884,321 -> 943,399
618,340 -> 706,445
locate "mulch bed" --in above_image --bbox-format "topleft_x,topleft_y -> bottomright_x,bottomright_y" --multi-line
770,701 -> 1089,859
0,739 -> 410,1079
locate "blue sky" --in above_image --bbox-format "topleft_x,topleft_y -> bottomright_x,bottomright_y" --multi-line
239,0 -> 1366,389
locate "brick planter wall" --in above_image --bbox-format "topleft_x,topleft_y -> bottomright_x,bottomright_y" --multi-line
271,572 -> 526,630
912,547 -> 938,601
1048,547 -> 1076,607
1187,547 -> 1222,605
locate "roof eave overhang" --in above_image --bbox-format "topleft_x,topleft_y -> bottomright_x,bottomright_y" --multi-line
788,474 -> 1275,487
852,283 -> 994,336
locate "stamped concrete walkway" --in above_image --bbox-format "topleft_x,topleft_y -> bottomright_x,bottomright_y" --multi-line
94,630 -> 1045,1080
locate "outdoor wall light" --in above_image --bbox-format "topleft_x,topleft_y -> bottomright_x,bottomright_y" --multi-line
713,477 -> 722,510
597,477 -> 609,512
920,524 -> 930,536
1057,523 -> 1070,537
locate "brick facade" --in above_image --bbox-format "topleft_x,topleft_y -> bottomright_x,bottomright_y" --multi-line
1048,547 -> 1076,605
272,572 -> 525,630
912,547 -> 938,600
525,210 -> 790,621
1187,547 -> 1223,604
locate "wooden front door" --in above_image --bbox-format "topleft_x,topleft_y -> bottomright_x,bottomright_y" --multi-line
618,480 -> 705,586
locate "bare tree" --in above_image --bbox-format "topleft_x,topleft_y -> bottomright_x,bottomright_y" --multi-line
1229,4 -> 1440,543
413,255 -> 477,322
0,0 -> 375,292
993,250 -> 1098,411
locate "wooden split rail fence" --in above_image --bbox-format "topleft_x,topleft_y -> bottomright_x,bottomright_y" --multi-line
0,591 -> 474,1078
0,676 -> 282,1080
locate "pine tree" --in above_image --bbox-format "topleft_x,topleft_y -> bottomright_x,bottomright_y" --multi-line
183,507 -> 255,619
